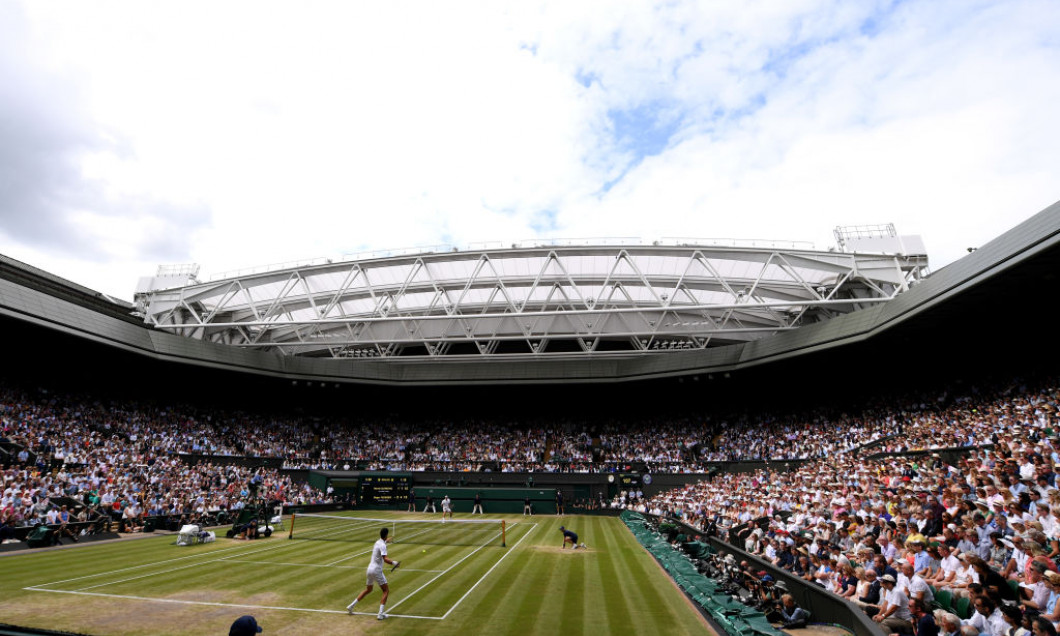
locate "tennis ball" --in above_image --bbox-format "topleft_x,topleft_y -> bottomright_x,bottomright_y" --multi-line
422,549 -> 427,553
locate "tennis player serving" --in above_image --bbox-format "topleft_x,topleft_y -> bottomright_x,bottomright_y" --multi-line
560,525 -> 586,549
346,527 -> 400,620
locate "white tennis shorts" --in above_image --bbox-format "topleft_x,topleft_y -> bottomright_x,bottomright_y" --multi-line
442,505 -> 451,512
366,566 -> 387,586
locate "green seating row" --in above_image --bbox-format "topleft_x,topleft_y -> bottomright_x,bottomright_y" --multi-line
928,585 -> 971,620
621,511 -> 785,636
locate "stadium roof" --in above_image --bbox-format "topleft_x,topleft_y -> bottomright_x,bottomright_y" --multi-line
133,234 -> 927,359
2,202 -> 1058,384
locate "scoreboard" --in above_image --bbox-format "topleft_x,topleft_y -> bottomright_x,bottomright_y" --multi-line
360,474 -> 412,505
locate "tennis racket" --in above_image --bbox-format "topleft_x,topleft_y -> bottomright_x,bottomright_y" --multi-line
390,561 -> 401,573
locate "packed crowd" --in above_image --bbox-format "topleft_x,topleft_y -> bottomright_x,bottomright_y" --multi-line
3,371 -> 1058,546
638,376 -> 1060,635
6,371 -> 1044,480
0,459 -> 315,532
0,384 -> 332,535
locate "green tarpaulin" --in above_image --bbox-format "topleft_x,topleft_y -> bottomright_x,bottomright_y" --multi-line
621,511 -> 786,636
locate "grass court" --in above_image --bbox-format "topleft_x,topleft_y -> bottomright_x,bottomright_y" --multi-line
0,512 -> 712,635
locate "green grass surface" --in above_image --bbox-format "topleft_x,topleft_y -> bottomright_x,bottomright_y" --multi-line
0,513 -> 711,636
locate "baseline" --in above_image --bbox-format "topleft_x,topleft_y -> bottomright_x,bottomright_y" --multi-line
29,515 -> 377,590
22,520 -> 535,621
21,587 -> 443,620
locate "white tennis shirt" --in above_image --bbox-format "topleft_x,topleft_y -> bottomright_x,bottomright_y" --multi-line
369,538 -> 388,571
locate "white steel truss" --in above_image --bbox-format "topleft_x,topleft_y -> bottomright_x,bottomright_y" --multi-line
134,245 -> 927,358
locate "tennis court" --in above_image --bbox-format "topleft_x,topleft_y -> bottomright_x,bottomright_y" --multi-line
24,513 -> 532,621
2,514 -> 713,636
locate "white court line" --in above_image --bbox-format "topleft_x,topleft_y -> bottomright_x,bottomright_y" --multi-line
221,559 -> 361,570
387,521 -> 523,613
298,517 -> 385,548
314,546 -> 373,568
68,517 -> 498,592
31,514 -> 370,589
323,523 -> 438,567
28,537 -> 289,588
221,558 -> 443,573
441,522 -> 537,619
73,533 -> 330,592
23,518 -> 532,622
290,516 -> 398,567
38,514 -> 380,590
20,587 -> 442,620
324,518 -> 505,567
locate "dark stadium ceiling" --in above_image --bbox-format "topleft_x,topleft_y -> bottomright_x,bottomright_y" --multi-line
134,244 -> 928,359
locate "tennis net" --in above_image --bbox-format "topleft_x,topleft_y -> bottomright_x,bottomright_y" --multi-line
288,514 -> 508,547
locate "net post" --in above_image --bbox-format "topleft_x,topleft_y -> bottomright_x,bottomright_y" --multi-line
502,519 -> 506,548
288,513 -> 296,540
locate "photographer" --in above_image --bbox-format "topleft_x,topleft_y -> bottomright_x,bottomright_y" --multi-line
767,593 -> 811,629
754,575 -> 783,611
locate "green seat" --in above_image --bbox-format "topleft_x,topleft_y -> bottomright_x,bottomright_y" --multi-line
935,589 -> 953,612
25,525 -> 52,548
955,596 -> 972,620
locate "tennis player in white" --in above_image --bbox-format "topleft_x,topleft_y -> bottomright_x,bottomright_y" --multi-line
441,495 -> 452,522
346,527 -> 400,620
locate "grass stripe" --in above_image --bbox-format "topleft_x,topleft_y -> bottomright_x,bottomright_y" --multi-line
441,522 -> 536,619
591,519 -> 633,635
3,514 -> 714,635
451,534 -> 537,627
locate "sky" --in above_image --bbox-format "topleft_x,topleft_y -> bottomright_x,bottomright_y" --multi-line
1,0 -> 1058,302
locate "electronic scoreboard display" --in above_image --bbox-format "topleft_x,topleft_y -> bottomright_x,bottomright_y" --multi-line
359,474 -> 412,505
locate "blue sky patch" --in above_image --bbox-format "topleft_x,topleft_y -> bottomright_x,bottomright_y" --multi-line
575,69 -> 599,88
529,208 -> 559,233
596,100 -> 685,194
862,0 -> 905,37
608,100 -> 683,159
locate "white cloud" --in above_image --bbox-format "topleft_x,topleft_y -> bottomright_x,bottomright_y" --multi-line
0,0 -> 1057,299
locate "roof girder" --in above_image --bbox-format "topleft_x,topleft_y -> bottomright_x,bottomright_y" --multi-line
136,245 -> 923,358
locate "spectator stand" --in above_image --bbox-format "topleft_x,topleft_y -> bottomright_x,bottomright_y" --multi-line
649,513 -> 882,636
621,510 -> 783,636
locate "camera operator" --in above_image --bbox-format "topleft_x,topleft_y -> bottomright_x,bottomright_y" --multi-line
755,575 -> 783,611
737,560 -> 760,590
766,593 -> 811,629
